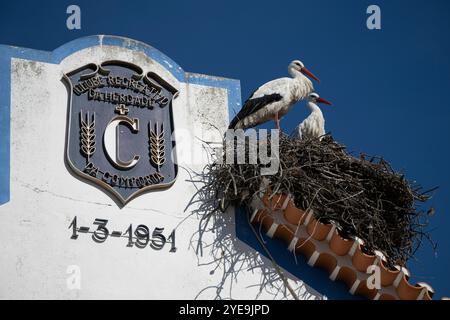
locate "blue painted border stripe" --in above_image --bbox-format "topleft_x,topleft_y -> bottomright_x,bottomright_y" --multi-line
186,73 -> 241,121
0,46 -> 11,205
99,36 -> 185,82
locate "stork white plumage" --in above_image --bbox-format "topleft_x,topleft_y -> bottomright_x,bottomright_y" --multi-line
228,60 -> 319,130
291,92 -> 333,140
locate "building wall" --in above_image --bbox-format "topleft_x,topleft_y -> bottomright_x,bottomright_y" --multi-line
0,36 -> 322,299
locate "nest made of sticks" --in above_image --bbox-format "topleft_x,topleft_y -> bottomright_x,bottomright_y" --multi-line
207,133 -> 436,268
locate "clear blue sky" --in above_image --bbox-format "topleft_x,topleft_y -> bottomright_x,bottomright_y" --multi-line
1,0 -> 449,298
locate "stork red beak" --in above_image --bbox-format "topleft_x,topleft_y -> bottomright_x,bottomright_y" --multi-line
301,67 -> 320,82
316,97 -> 333,105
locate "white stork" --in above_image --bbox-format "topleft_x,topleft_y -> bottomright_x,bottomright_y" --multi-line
228,60 -> 319,130
291,92 -> 332,140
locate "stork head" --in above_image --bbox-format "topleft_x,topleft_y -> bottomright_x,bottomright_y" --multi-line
308,92 -> 332,105
289,60 -> 320,82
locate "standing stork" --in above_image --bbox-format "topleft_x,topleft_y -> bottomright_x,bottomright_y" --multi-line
291,92 -> 332,140
228,60 -> 320,130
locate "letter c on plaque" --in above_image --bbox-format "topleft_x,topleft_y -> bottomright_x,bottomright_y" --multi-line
104,116 -> 140,169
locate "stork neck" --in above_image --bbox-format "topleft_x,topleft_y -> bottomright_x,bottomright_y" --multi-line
307,101 -> 322,113
289,67 -> 305,79
296,75 -> 313,92
288,69 -> 313,101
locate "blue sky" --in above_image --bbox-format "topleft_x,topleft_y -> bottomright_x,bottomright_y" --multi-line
1,0 -> 449,298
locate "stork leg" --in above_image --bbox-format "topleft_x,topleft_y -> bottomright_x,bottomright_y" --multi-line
274,112 -> 280,130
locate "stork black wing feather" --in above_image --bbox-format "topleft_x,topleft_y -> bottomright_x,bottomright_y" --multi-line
228,93 -> 283,129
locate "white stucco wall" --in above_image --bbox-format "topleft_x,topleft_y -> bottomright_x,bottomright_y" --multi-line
0,42 -> 322,299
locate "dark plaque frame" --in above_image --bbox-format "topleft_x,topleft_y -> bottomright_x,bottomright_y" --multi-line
63,61 -> 179,206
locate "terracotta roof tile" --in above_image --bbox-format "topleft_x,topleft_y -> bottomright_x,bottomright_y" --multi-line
250,193 -> 436,300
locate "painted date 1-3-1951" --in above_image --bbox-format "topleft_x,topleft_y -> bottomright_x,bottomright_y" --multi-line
68,216 -> 176,252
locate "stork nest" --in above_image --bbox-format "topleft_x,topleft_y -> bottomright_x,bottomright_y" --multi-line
207,133 -> 436,268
